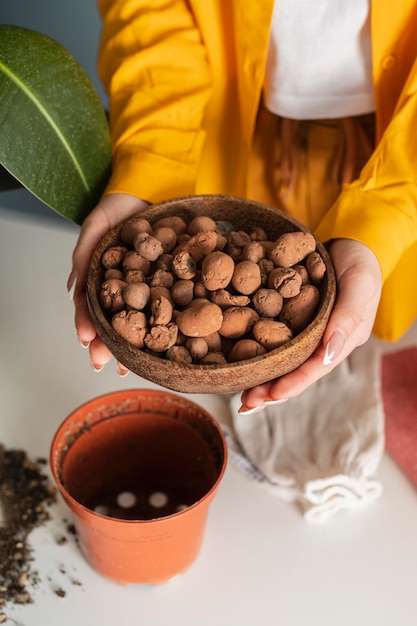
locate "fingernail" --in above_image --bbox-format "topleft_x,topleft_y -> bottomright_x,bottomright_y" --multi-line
323,330 -> 346,365
264,398 -> 288,406
237,404 -> 265,415
67,271 -> 77,301
92,363 -> 104,373
117,363 -> 130,377
79,340 -> 91,349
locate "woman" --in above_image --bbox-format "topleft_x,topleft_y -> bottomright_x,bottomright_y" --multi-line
68,0 -> 417,412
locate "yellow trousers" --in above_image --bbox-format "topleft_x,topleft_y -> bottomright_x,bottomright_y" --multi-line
248,104 -> 375,233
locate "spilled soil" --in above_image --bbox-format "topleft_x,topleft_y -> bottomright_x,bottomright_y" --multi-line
0,444 -> 57,620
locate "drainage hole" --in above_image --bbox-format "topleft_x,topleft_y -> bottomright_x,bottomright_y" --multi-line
148,491 -> 168,508
94,505 -> 109,516
117,491 -> 137,508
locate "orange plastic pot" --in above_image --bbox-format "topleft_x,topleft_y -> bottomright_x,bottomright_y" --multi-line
50,389 -> 227,585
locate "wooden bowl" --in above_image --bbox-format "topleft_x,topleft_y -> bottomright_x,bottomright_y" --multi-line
86,195 -> 336,394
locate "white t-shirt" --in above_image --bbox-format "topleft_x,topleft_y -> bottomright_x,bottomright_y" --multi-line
263,0 -> 375,120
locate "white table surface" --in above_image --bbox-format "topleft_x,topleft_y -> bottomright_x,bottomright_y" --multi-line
1,206 -> 417,626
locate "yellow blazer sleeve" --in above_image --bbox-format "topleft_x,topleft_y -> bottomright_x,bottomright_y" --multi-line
315,57 -> 417,285
97,0 -> 212,203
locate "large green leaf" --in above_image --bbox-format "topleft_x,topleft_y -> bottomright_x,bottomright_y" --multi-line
0,25 -> 111,224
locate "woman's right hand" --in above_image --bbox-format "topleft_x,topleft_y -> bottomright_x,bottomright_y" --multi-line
67,193 -> 149,374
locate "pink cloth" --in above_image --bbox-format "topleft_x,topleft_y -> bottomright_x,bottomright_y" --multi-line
382,347 -> 417,489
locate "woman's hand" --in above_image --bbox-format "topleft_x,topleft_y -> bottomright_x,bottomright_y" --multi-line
67,193 -> 149,374
239,238 -> 383,413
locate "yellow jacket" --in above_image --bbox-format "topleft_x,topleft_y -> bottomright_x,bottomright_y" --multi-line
97,0 -> 417,341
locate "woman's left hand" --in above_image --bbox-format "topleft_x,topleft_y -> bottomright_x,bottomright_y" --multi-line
239,238 -> 383,413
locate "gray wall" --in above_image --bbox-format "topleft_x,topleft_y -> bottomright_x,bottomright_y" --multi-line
1,0 -> 105,226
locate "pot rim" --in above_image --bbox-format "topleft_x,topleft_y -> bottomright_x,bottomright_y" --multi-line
49,388 -> 228,525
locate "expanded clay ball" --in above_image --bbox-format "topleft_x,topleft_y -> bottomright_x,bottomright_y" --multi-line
123,251 -> 151,275
268,231 -> 316,267
193,281 -> 209,299
101,246 -> 128,269
219,307 -> 259,339
124,269 -> 148,284
176,300 -> 223,337
123,282 -> 150,310
111,310 -> 148,347
153,227 -> 177,253
258,258 -> 275,286
187,215 -> 217,235
120,216 -> 153,247
144,323 -> 178,352
171,279 -> 195,307
149,295 -> 173,326
172,250 -> 197,280
201,251 -> 235,291
252,319 -> 293,350
201,331 -> 222,352
185,337 -> 209,360
166,345 -> 193,364
200,352 -> 228,365
134,232 -> 165,262
231,261 -> 262,295
280,284 -> 320,333
241,241 -> 266,263
180,230 -> 218,263
226,230 -> 251,249
250,226 -> 268,241
148,269 -> 174,288
211,289 -> 251,309
268,267 -> 302,298
293,264 -> 310,285
306,251 -> 327,283
150,286 -> 174,304
104,268 -> 124,280
252,288 -> 283,317
152,215 -> 188,235
156,253 -> 173,272
228,339 -> 267,362
100,278 -> 127,312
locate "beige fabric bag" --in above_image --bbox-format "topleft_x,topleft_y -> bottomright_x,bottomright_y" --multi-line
224,339 -> 384,522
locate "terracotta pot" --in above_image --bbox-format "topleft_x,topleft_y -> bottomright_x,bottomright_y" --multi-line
50,389 -> 227,585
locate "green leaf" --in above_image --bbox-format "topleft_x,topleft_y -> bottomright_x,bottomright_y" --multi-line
0,25 -> 111,225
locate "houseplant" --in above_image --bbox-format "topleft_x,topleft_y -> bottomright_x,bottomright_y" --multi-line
0,24 -> 111,224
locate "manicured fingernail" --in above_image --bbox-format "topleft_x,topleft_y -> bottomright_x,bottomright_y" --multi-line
263,398 -> 288,406
323,331 -> 346,365
117,363 -> 130,377
79,340 -> 91,349
67,271 -> 77,301
92,363 -> 104,373
237,404 -> 265,415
